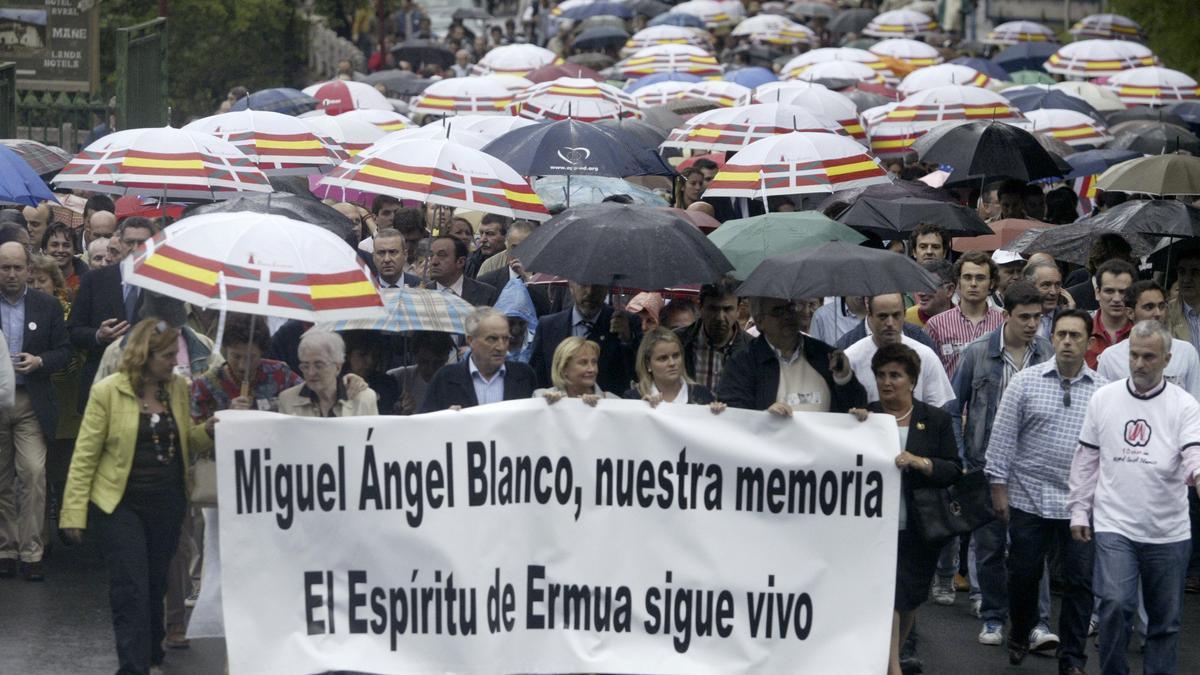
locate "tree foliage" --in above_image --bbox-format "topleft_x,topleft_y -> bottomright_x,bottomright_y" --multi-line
1110,0 -> 1200,79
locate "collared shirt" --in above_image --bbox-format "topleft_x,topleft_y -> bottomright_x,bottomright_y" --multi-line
571,307 -> 601,338
810,300 -> 860,347
1000,337 -> 1035,393
437,275 -> 465,297
469,358 -> 506,405
693,323 -> 737,391
924,305 -> 1005,377
649,380 -> 689,404
0,289 -> 27,385
1084,312 -> 1131,369
985,359 -> 1106,519
190,358 -> 302,421
1037,313 -> 1054,341
377,274 -> 405,289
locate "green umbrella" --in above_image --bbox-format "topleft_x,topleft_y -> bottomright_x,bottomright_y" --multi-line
707,212 -> 866,279
1007,70 -> 1055,85
1097,154 -> 1200,197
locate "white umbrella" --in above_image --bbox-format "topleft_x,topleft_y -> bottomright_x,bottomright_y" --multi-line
862,9 -> 938,39
616,44 -> 723,77
670,0 -> 743,27
984,20 -> 1056,46
473,44 -> 558,76
632,81 -> 694,106
1106,67 -> 1200,106
898,64 -> 991,95
704,131 -> 890,199
662,103 -> 848,152
1051,81 -> 1127,112
1024,108 -> 1112,148
869,38 -> 945,68
788,60 -> 884,84
183,110 -> 342,176
1044,39 -> 1157,79
410,77 -> 514,117
299,113 -> 386,156
752,82 -> 865,139
780,48 -> 894,82
334,108 -> 415,133
1069,13 -> 1144,41
510,77 -> 640,122
684,80 -> 751,107
623,25 -> 710,56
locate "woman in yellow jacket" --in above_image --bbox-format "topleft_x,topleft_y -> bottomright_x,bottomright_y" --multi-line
60,319 -> 215,675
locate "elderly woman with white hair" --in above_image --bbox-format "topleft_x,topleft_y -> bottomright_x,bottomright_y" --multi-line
278,330 -> 378,417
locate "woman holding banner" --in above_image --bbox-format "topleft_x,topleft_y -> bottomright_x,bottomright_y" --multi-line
623,328 -> 725,413
857,343 -> 961,675
278,330 -> 378,417
535,336 -> 621,406
59,319 -> 216,675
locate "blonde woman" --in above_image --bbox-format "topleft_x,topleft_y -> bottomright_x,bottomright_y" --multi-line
623,327 -> 725,413
533,335 -> 620,406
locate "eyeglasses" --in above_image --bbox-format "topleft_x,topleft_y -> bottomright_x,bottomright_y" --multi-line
298,360 -> 333,372
1060,378 -> 1071,408
764,303 -> 799,318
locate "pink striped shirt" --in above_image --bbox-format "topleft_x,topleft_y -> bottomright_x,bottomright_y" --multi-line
924,305 -> 1005,378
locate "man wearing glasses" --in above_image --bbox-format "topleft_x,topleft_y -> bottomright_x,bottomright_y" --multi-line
985,308 -> 1105,674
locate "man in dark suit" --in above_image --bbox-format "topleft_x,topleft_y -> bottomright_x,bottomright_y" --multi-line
718,296 -> 865,414
419,307 -> 536,412
476,220 -> 562,317
67,217 -> 157,409
0,242 -> 71,581
372,228 -> 421,289
427,236 -> 498,307
529,281 -> 640,395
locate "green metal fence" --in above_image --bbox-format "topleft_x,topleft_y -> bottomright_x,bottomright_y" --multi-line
14,90 -> 109,152
117,18 -> 168,130
0,63 -> 15,139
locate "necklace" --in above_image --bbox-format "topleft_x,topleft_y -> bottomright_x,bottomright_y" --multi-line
141,383 -> 178,464
887,405 -> 914,422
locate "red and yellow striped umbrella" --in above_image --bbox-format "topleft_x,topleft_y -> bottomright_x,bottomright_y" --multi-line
1106,66 -> 1200,106
1024,109 -> 1112,148
863,9 -> 938,39
753,82 -> 866,140
123,212 -> 384,322
335,109 -> 415,133
786,60 -> 886,85
509,77 -> 640,122
183,110 -> 342,176
985,20 -> 1056,46
298,113 -> 385,157
1044,39 -> 1157,79
662,103 -> 849,152
897,64 -> 991,95
623,25 -> 710,56
319,139 -> 550,221
869,86 -> 1025,158
473,44 -> 559,77
704,131 -> 890,198
684,80 -> 751,107
869,39 -> 945,70
616,44 -> 722,78
1069,13 -> 1144,42
410,77 -> 514,117
780,48 -> 894,82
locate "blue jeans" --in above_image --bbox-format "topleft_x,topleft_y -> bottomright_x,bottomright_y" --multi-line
1094,532 -> 1191,675
972,517 -> 1052,624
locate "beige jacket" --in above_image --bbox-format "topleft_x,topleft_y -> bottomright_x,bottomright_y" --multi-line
277,383 -> 378,417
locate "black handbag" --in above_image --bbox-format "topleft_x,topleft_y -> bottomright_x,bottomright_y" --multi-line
909,469 -> 996,543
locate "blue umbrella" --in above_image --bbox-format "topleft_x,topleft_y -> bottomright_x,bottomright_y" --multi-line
563,1 -> 632,20
724,67 -> 778,89
991,42 -> 1059,74
230,87 -> 320,116
481,118 -> 675,178
1003,88 -> 1106,125
573,26 -> 630,50
532,175 -> 670,211
1064,148 -> 1144,179
624,71 -> 702,92
648,12 -> 706,28
1166,102 -> 1200,133
949,56 -> 1011,81
0,145 -> 57,207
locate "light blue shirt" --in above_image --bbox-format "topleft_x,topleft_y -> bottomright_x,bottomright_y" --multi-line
0,289 -> 26,385
469,359 -> 506,406
571,307 -> 601,338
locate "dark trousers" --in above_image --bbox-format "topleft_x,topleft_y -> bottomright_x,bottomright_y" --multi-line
1007,508 -> 1094,671
1188,490 -> 1199,578
89,486 -> 186,675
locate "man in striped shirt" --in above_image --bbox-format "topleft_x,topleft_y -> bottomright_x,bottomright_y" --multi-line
925,251 -> 1005,378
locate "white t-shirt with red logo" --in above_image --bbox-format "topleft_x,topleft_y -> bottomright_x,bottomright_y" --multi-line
1078,379 -> 1200,544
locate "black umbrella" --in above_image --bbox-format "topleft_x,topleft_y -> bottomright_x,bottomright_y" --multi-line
789,2 -> 837,19
828,8 -> 875,34
511,204 -> 733,288
1106,121 -> 1200,156
391,40 -> 455,69
991,42 -> 1059,73
836,196 -> 994,239
574,26 -> 630,51
1105,106 -> 1187,128
1002,88 -> 1105,125
1009,222 -> 1158,267
631,0 -> 670,17
186,192 -> 355,243
915,121 -> 1065,182
737,241 -> 940,299
1064,148 -> 1142,179
817,180 -> 954,218
596,118 -> 667,148
357,69 -> 434,97
1079,199 -> 1200,239
482,118 -> 675,178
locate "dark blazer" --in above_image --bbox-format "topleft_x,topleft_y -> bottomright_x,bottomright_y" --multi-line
835,321 -> 937,351
675,319 -> 752,383
866,400 -> 962,521
432,276 -> 498,307
477,268 -> 554,317
66,264 -> 140,409
9,288 -> 72,440
621,383 -> 716,404
529,305 -> 641,395
716,334 -> 866,413
418,359 -> 537,412
377,272 -> 421,289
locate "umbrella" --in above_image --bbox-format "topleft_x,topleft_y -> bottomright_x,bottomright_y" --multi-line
648,12 -> 706,29
631,0 -> 671,17
787,60 -> 885,85
1069,13 -> 1144,41
1077,199 -> 1200,238
479,74 -> 535,96
481,118 -> 674,177
1051,81 -> 1126,112
782,48 -> 893,82
898,64 -> 991,95
836,196 -> 993,238
447,114 -> 542,142
0,145 -> 57,206
474,44 -> 558,77
624,71 -> 703,92
661,103 -> 850,153
1008,70 -> 1056,85
869,86 -> 1025,158
992,42 -> 1060,74
1024,108 -> 1112,148
708,212 -> 866,279
0,139 -> 72,177
510,77 -> 640,122
985,20 -> 1056,46
1107,121 -> 1200,156
532,175 -> 669,210
335,108 -> 414,133
52,127 -> 272,201
1167,101 -> 1200,131
319,287 -> 475,334
914,121 -> 1064,182
562,2 -> 632,20
623,25 -> 710,56
737,241 -> 940,299
863,9 -> 937,39
705,131 -> 891,200
183,110 -> 342,176
829,8 -> 875,34
616,44 -> 722,78
631,81 -> 693,107
574,26 -> 631,50
1096,154 -> 1200,196
1002,87 -> 1106,124
125,212 -> 383,325
356,69 -> 432,97
526,63 -> 603,83
871,39 -> 945,69
410,77 -> 513,117
1033,132 -> 1075,159
596,118 -> 668,147
816,179 -> 954,217
683,80 -> 751,107
951,217 -> 1045,252
302,80 -> 393,116
664,206 -> 720,231
731,15 -> 814,46
186,192 -> 356,242
1106,67 -> 1200,106
949,57 -> 1010,82
753,82 -> 865,139
1010,221 -> 1157,267
1044,40 -> 1157,79
299,113 -> 385,156
231,88 -> 319,116
391,40 -> 456,69
1063,148 -> 1142,179
788,2 -> 836,20
377,121 -> 494,150
510,203 -> 733,288
1106,106 -> 1187,127
670,0 -> 742,28
724,67 -> 777,89
320,139 -> 550,221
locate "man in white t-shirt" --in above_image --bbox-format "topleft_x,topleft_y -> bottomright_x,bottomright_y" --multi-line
1068,320 -> 1200,675
1097,280 -> 1200,400
845,293 -> 955,407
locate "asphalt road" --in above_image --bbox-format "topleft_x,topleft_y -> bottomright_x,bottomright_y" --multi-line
2,540 -> 1198,674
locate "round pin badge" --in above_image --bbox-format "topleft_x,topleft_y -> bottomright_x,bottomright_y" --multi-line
27,321 -> 36,331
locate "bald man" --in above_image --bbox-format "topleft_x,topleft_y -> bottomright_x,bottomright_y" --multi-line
21,203 -> 50,253
79,210 -> 117,254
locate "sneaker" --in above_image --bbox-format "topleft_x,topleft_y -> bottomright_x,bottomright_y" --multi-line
184,588 -> 200,608
930,577 -> 955,606
1088,618 -> 1099,637
1029,624 -> 1060,653
971,598 -> 982,618
978,620 -> 1004,645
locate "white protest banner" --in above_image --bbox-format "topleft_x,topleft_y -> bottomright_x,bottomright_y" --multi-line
216,399 -> 900,674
